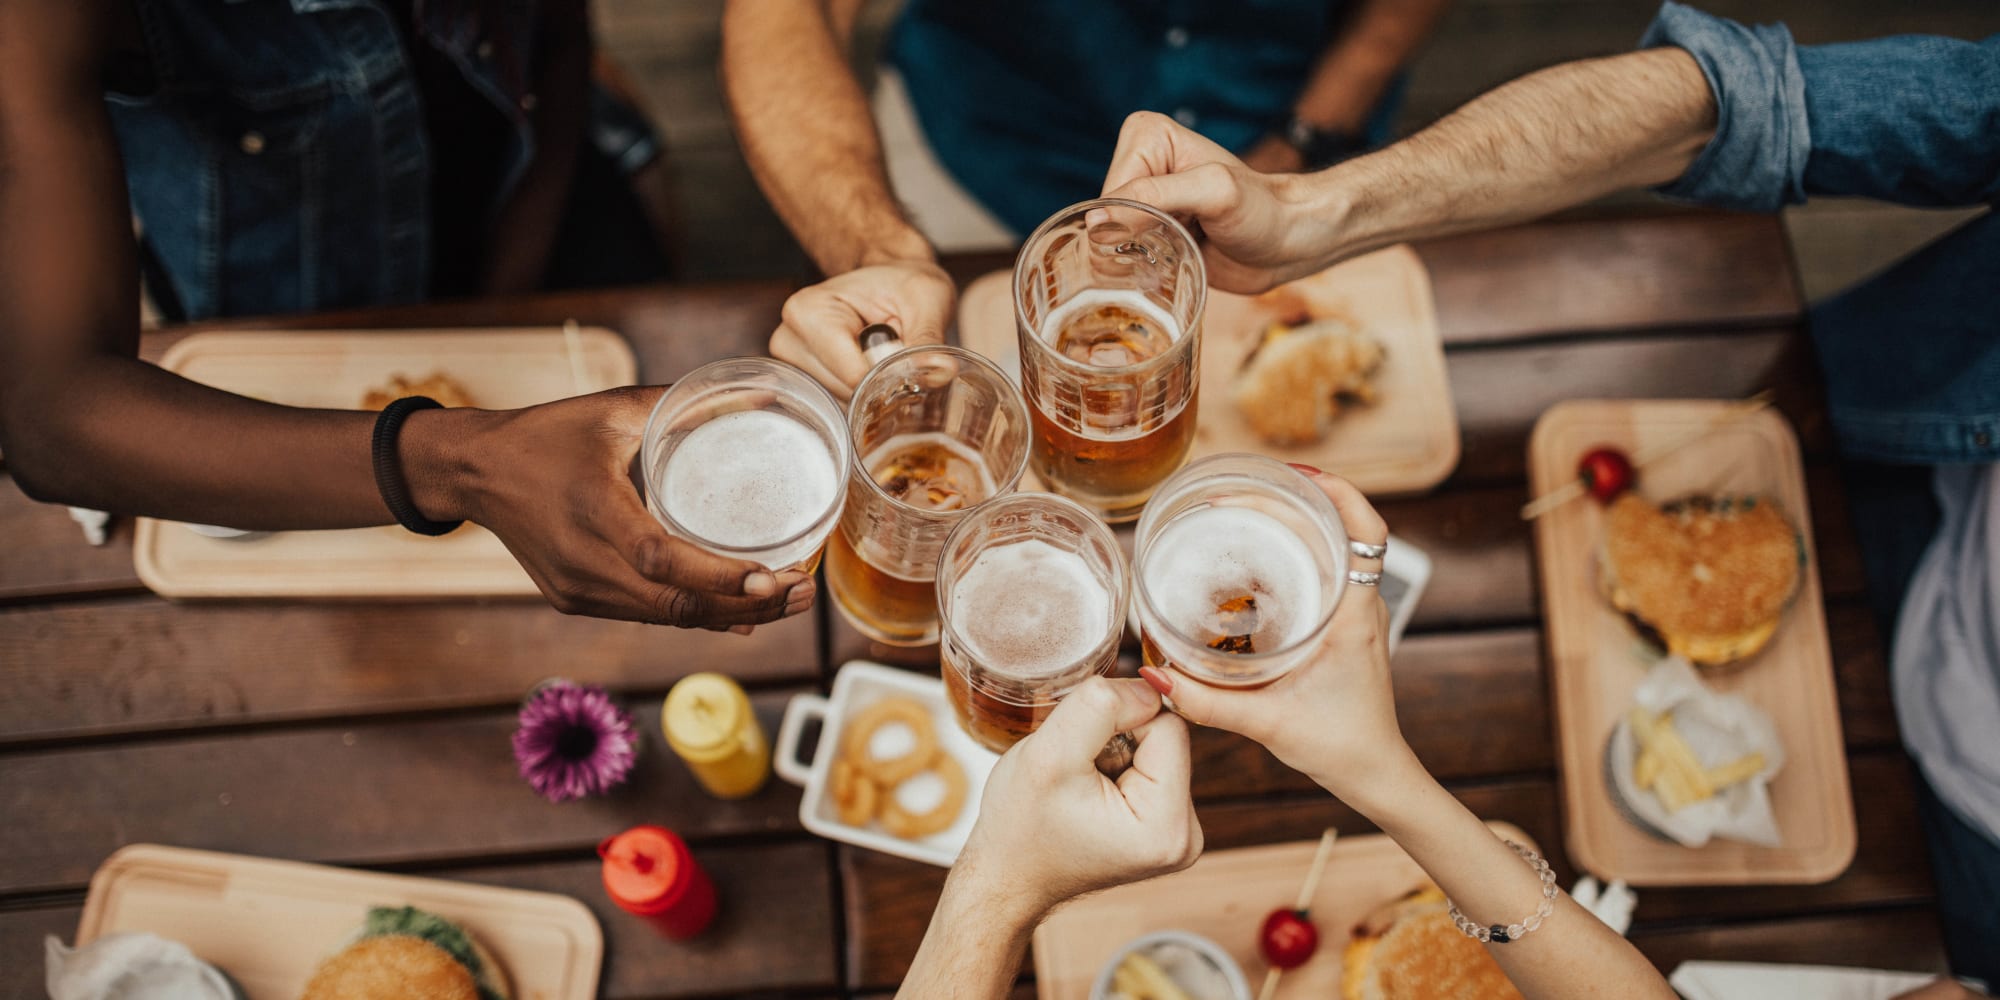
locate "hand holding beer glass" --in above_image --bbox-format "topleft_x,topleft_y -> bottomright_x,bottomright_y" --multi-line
825,346 -> 1031,646
641,357 -> 851,579
936,493 -> 1130,754
1015,198 -> 1203,522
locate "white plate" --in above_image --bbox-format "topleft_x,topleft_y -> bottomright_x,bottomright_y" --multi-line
775,661 -> 1001,867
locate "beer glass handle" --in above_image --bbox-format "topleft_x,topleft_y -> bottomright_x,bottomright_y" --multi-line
774,693 -> 830,787
1094,731 -> 1138,779
858,323 -> 904,366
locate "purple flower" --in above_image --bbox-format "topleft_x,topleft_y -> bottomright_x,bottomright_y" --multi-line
513,681 -> 638,802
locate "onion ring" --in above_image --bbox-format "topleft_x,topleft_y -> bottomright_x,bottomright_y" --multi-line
830,758 -> 880,827
879,751 -> 968,840
842,696 -> 939,786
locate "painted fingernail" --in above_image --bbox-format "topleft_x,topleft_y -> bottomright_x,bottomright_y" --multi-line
730,624 -> 755,636
1287,463 -> 1324,477
743,572 -> 779,597
1139,666 -> 1175,696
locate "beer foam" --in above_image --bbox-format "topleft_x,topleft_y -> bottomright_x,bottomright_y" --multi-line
1038,288 -> 1183,347
662,409 -> 840,548
1142,506 -> 1323,650
950,539 -> 1112,677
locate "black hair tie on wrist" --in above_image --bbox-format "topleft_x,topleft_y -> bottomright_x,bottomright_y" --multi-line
371,396 -> 465,537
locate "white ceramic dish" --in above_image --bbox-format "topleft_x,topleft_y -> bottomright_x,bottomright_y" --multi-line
776,661 -> 1001,868
1089,930 -> 1252,1000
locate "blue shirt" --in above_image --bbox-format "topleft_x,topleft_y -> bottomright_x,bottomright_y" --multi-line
1641,2 -> 2000,465
889,0 -> 1396,236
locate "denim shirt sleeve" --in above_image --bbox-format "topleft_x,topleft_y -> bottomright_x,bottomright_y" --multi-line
1640,2 -> 2000,210
1639,3 -> 1810,211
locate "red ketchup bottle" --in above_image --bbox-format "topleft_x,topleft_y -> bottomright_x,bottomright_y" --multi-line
598,825 -> 717,939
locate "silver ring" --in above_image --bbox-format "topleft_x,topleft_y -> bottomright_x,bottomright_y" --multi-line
1349,539 -> 1388,560
1347,569 -> 1382,587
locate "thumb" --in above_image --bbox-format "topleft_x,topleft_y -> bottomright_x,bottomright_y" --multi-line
1032,678 -> 1162,767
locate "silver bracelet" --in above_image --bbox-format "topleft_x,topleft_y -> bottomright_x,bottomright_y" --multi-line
1446,840 -> 1558,944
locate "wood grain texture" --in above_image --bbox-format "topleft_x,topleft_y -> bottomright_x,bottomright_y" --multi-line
0,695 -> 805,895
0,843 -> 839,1000
0,598 -> 817,745
1631,907 -> 1950,975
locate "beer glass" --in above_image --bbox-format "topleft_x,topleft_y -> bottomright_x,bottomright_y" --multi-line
1014,197 -> 1204,522
642,357 -> 851,572
937,492 -> 1129,753
1134,454 -> 1348,687
825,346 -> 1031,646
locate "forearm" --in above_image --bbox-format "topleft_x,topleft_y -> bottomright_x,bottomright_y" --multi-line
484,0 -> 592,294
2,355 -> 481,531
1295,47 -> 1716,264
721,0 -> 930,274
1337,752 -> 1672,999
1292,0 -> 1451,132
897,861 -> 1042,1000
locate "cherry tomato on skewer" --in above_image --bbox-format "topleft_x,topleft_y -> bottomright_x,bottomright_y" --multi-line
1258,907 -> 1319,970
1577,447 -> 1636,504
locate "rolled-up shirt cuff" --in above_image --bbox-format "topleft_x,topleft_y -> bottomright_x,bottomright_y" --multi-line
1639,2 -> 1811,212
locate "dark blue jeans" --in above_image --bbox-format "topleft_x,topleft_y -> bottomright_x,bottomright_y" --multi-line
1844,460 -> 2000,985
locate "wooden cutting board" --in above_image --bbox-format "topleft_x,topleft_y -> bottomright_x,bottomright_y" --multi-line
1529,399 -> 1855,885
1033,824 -> 1532,1000
133,327 -> 636,598
959,245 -> 1459,496
76,844 -> 602,1000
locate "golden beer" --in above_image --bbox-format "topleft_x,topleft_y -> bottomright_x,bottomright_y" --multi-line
827,347 -> 1030,647
1015,199 -> 1205,522
936,494 -> 1128,753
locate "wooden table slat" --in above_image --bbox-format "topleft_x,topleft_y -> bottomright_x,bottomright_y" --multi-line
0,597 -> 818,746
0,696 -> 806,895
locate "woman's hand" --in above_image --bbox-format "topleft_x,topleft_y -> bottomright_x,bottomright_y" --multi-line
955,678 -> 1204,918
1100,112 -> 1348,294
1140,469 -> 1414,804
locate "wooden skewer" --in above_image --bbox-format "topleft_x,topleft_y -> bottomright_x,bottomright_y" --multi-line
1518,391 -> 1773,521
1257,828 -> 1340,1000
560,320 -> 588,398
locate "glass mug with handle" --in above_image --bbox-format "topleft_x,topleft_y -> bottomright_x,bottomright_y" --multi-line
824,345 -> 1032,646
1014,197 -> 1205,523
1135,454 -> 1349,687
936,491 -> 1131,755
641,357 -> 851,573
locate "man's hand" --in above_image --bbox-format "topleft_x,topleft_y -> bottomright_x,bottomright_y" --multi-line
1101,112 -> 1343,294
957,678 -> 1203,916
770,260 -> 955,398
407,387 -> 814,631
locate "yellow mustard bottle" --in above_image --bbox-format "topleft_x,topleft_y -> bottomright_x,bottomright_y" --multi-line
662,673 -> 770,799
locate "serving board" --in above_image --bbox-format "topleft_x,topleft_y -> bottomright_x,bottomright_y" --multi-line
133,327 -> 636,598
1529,399 -> 1854,885
958,245 -> 1459,495
1032,824 -> 1533,1000
75,844 -> 602,1000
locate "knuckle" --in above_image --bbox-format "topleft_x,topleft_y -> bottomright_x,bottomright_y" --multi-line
547,589 -> 584,616
654,587 -> 702,627
1125,109 -> 1168,132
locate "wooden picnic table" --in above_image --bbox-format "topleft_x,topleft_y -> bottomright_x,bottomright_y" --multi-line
0,209 -> 1948,999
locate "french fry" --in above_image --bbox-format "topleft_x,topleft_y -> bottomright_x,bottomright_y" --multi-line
1652,760 -> 1699,812
1705,752 -> 1767,790
1651,719 -> 1715,800
1634,748 -> 1663,789
1117,953 -> 1195,1000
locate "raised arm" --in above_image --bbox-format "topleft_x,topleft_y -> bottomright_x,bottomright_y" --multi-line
1101,46 -> 1714,291
899,680 -> 1202,999
1242,0 -> 1454,173
0,0 -> 803,630
1154,472 -> 1674,1000
1104,2 -> 2000,291
720,0 -> 952,397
